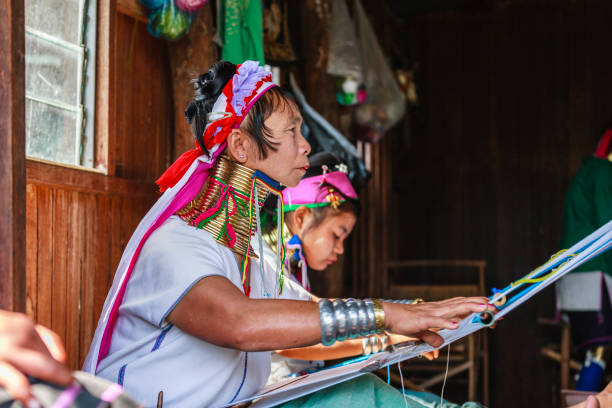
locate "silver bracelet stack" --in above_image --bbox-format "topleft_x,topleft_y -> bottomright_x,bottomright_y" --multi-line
318,298 -> 377,346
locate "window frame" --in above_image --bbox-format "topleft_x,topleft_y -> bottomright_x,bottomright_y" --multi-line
24,0 -> 101,172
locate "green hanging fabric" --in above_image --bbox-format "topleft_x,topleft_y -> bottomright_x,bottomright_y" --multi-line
561,157 -> 612,275
220,0 -> 266,65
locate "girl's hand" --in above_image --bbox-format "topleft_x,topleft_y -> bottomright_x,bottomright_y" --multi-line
384,297 -> 496,348
422,349 -> 440,361
0,311 -> 73,405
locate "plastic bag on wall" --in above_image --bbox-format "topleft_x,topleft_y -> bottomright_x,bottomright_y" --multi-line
327,0 -> 362,80
146,0 -> 194,41
353,0 -> 405,142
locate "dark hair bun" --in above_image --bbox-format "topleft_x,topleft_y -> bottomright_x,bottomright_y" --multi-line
304,152 -> 343,178
185,60 -> 237,152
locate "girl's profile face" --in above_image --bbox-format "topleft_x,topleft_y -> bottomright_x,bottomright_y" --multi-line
300,210 -> 357,271
250,101 -> 311,187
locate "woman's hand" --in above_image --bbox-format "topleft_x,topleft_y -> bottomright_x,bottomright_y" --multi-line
0,310 -> 73,405
384,297 -> 495,348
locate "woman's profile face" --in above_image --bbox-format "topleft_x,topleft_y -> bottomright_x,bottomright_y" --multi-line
300,210 -> 357,271
250,101 -> 311,187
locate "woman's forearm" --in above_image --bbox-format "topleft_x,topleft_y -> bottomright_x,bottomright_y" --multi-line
168,276 -> 494,352
168,276 -> 322,351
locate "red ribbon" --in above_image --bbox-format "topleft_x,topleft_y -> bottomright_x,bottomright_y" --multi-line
155,146 -> 204,192
203,115 -> 240,149
595,129 -> 612,159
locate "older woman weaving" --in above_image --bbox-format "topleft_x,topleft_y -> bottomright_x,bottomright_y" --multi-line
82,61 -> 494,407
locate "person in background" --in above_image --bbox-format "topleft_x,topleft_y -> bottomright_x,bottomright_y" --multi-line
557,117 -> 612,391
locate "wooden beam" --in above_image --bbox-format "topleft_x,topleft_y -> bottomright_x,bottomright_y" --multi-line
116,0 -> 148,23
26,160 -> 158,198
540,347 -> 582,372
95,0 -> 117,173
0,0 -> 26,311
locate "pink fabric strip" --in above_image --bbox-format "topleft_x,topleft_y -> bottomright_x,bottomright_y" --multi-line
100,383 -> 125,402
52,384 -> 81,408
96,155 -> 220,368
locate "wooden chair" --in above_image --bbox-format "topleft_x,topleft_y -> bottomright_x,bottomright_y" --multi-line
538,316 -> 581,391
538,316 -> 589,407
382,259 -> 489,406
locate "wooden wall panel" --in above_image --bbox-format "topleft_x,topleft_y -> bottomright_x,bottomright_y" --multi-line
66,190 -> 84,369
25,178 -> 157,369
25,184 -> 38,318
51,189 -> 69,347
114,13 -> 173,180
0,0 -> 26,312
79,192 -> 97,367
35,186 -> 53,329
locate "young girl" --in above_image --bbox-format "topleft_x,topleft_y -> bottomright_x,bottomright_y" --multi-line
83,60 -> 494,407
260,152 -> 359,296
260,153 -> 438,382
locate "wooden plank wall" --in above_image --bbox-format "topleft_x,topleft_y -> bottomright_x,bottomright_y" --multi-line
356,1 -> 612,407
0,0 -> 26,312
25,13 -> 172,370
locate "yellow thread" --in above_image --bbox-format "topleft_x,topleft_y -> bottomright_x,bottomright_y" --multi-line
510,249 -> 577,287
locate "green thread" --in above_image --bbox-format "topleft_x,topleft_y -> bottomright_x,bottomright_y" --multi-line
212,176 -> 250,197
283,200 -> 347,212
229,189 -> 250,217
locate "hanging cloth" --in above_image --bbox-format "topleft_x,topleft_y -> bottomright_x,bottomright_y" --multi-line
220,0 -> 266,65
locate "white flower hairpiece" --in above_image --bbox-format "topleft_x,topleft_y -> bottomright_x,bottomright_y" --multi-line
334,163 -> 349,174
